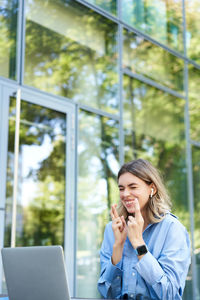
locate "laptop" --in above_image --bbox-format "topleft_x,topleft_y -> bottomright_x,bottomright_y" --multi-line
1,245 -> 70,300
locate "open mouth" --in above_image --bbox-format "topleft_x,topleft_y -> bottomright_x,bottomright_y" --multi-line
124,200 -> 135,208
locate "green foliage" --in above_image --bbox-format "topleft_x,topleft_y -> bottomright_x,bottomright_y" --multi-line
5,99 -> 66,247
86,0 -> 116,15
123,76 -> 190,230
24,0 -> 118,113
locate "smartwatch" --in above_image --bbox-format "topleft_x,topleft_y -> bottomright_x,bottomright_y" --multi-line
135,244 -> 148,256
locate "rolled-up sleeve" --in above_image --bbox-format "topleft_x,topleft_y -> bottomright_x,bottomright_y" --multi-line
135,221 -> 191,299
97,223 -> 123,299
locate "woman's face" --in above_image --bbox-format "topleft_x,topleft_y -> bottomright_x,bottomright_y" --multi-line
118,172 -> 152,215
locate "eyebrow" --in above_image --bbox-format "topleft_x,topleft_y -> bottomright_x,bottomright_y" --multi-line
118,183 -> 138,188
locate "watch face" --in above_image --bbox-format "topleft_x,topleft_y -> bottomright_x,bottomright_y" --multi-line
136,245 -> 148,256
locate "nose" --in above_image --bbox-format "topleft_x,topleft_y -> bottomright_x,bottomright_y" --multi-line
123,188 -> 131,197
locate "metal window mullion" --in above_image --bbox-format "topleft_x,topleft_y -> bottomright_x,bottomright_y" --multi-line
75,0 -> 118,23
64,105 -> 76,297
20,0 -> 26,85
187,58 -> 200,70
184,61 -> 198,300
118,18 -> 124,166
16,0 -> 25,84
123,68 -> 186,100
11,88 -> 21,248
117,0 -> 121,19
0,89 -> 10,293
182,1 -> 198,299
78,104 -> 120,121
190,140 -> 200,148
74,104 -> 79,297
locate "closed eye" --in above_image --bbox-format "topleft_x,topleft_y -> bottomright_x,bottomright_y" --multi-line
129,185 -> 137,189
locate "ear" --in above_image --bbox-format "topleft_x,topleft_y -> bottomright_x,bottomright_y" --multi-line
150,184 -> 157,196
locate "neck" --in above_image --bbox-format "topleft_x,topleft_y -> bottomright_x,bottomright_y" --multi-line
141,209 -> 149,230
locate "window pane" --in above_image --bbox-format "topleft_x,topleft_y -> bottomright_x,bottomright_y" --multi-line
86,0 -> 116,15
123,76 -> 192,297
123,29 -> 184,93
186,0 -> 200,64
77,110 -> 119,297
192,145 -> 200,298
5,98 -> 66,247
24,0 -> 118,113
189,66 -> 200,142
0,0 -> 18,79
122,0 -> 183,53
123,76 -> 188,220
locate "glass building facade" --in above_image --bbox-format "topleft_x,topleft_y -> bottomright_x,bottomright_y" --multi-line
0,0 -> 199,299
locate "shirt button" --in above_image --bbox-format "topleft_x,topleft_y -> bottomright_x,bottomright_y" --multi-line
132,272 -> 135,276
117,276 -> 120,280
130,294 -> 134,298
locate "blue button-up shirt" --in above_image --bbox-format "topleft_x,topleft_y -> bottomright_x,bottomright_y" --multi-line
98,213 -> 191,300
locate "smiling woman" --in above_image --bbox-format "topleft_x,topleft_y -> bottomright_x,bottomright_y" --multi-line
98,159 -> 191,300
117,159 -> 171,224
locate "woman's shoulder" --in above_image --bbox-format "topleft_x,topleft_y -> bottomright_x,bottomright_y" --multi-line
164,212 -> 179,222
161,212 -> 188,234
160,212 -> 190,249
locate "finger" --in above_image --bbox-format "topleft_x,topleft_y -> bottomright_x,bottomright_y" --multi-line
121,215 -> 126,230
134,198 -> 142,221
127,216 -> 136,226
112,218 -> 123,229
112,204 -> 119,218
121,215 -> 126,226
127,220 -> 132,227
119,216 -> 124,231
128,215 -> 135,222
110,211 -> 115,220
112,217 -> 122,225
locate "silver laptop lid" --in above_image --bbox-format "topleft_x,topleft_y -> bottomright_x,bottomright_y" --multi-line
1,245 -> 70,300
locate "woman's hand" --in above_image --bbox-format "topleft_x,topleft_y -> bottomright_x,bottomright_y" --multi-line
127,198 -> 145,249
111,204 -> 127,246
111,204 -> 127,265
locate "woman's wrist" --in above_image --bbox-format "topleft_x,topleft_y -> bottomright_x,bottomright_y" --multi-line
111,243 -> 124,265
114,241 -> 125,248
131,238 -> 145,249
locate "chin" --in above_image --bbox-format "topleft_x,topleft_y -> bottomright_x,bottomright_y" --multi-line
126,208 -> 135,214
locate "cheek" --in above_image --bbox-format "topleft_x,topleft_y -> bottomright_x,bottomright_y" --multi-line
120,192 -> 125,199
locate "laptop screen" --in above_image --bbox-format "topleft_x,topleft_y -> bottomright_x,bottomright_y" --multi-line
1,246 -> 70,300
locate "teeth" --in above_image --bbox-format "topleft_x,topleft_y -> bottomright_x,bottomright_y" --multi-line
126,201 -> 134,205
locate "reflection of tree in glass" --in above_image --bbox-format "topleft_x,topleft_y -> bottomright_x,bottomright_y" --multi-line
5,98 -> 66,247
77,111 -> 119,297
189,66 -> 200,142
123,29 -> 184,92
123,76 -> 189,231
24,0 -> 118,112
122,0 -> 183,52
192,146 -> 200,250
78,111 -> 119,250
0,0 -> 18,78
86,0 -> 116,15
186,0 -> 200,64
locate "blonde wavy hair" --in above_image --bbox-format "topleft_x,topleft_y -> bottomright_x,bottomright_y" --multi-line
117,159 -> 172,223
